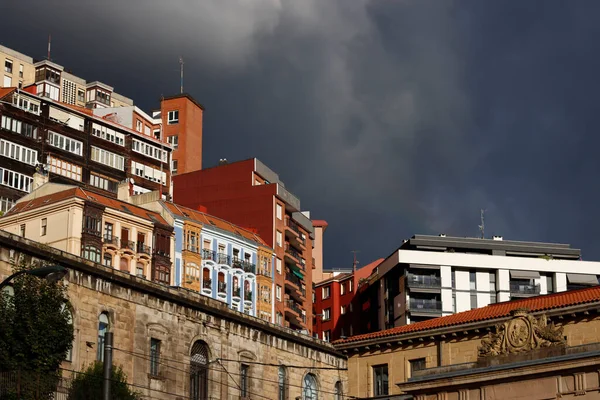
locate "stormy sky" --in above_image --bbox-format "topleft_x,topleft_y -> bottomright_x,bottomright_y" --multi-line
3,1 -> 600,267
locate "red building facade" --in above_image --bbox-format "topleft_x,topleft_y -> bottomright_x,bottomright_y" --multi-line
313,259 -> 383,342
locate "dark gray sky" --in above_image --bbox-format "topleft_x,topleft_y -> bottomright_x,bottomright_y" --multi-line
4,0 -> 600,267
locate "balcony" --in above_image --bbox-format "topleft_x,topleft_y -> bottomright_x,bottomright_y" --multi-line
407,274 -> 441,290
121,239 -> 136,252
137,243 -> 151,256
285,218 -> 306,249
244,290 -> 253,304
285,272 -> 305,302
409,299 -> 442,313
232,258 -> 256,275
218,281 -> 227,293
233,287 -> 241,299
510,282 -> 541,297
202,249 -> 230,265
103,234 -> 119,248
202,278 -> 212,296
284,242 -> 301,264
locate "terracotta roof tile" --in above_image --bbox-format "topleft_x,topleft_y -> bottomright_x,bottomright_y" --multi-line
334,285 -> 600,344
0,87 -> 16,99
6,187 -> 169,226
59,102 -> 94,116
162,202 -> 270,247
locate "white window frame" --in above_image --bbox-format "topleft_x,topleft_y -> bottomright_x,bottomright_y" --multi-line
132,139 -> 167,162
276,204 -> 283,220
91,146 -> 125,170
47,156 -> 82,182
91,123 -> 125,146
167,135 -> 178,148
276,285 -> 282,301
0,139 -> 37,166
0,167 -> 33,192
48,131 -> 83,156
167,110 -> 179,124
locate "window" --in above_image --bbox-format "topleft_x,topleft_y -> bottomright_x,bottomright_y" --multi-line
91,146 -> 125,170
48,156 -> 82,181
452,270 -> 456,288
41,218 -> 47,236
190,341 -> 209,400
77,90 -> 85,103
322,286 -> 330,299
97,313 -> 109,361
490,292 -> 497,304
103,253 -> 112,267
489,271 -> 496,292
82,245 -> 101,263
470,293 -> 477,309
546,275 -> 554,294
341,305 -> 346,315
0,197 -> 15,213
0,139 -> 38,165
276,285 -> 282,301
47,131 -> 83,156
1,115 -> 38,138
131,161 -> 167,185
349,280 -> 353,292
91,123 -> 125,146
373,365 -> 388,396
168,110 -> 179,124
12,95 -> 40,115
323,308 -> 331,321
340,283 -> 345,295
303,373 -> 318,400
19,224 -> 25,237
276,203 -> 282,220
452,293 -> 456,312
276,230 -> 282,247
276,258 -> 282,274
334,381 -> 343,400
132,139 -> 167,162
323,330 -> 330,342
409,358 -> 426,376
172,160 -> 178,173
153,130 -> 161,140
136,119 -> 143,132
3,75 -> 11,87
167,135 -> 179,148
276,312 -> 283,325
150,338 -> 161,376
4,59 -> 12,73
240,364 -> 249,397
470,271 -> 476,290
90,174 -> 118,193
278,366 -> 286,400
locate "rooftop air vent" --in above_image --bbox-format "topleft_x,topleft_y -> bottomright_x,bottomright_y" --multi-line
218,158 -> 228,166
493,235 -> 503,241
439,233 -> 446,237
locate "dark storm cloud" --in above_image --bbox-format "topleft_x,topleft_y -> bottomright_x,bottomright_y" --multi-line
3,0 -> 600,265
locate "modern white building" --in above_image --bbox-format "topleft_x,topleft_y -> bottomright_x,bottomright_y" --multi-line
374,234 -> 600,329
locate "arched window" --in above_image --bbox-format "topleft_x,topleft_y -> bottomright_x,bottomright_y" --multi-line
278,366 -> 286,400
190,341 -> 209,400
97,312 -> 109,361
303,373 -> 318,400
334,381 -> 342,400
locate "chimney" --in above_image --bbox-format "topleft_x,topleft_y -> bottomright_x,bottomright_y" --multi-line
32,172 -> 49,190
117,179 -> 133,202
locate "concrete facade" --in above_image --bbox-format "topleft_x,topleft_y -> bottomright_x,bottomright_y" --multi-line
0,231 -> 347,400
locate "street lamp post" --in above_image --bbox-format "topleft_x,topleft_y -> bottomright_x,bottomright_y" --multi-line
0,265 -> 68,290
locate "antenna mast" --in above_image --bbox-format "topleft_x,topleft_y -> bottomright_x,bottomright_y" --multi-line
47,34 -> 52,61
179,57 -> 184,94
351,250 -> 360,273
478,209 -> 485,239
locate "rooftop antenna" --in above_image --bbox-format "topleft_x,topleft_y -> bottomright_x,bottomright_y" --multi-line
47,34 -> 52,61
351,250 -> 360,274
478,209 -> 486,239
179,57 -> 184,94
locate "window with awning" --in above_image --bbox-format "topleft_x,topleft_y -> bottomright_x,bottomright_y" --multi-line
509,270 -> 541,280
567,273 -> 598,286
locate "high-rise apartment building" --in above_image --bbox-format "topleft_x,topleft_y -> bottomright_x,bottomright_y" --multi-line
173,159 -> 318,333
0,45 -> 35,89
363,234 -> 600,331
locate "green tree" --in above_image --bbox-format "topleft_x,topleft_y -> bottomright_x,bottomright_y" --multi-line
0,261 -> 74,399
68,361 -> 141,400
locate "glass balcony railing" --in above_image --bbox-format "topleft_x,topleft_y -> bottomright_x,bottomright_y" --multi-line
510,282 -> 541,295
409,299 -> 442,312
407,274 -> 441,289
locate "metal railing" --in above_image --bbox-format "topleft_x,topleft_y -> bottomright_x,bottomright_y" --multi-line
285,217 -> 301,236
285,243 -> 302,261
200,250 -> 257,273
217,281 -> 227,293
202,278 -> 212,289
286,299 -> 302,315
232,258 -> 256,274
103,234 -> 119,246
285,272 -> 303,288
407,274 -> 441,289
245,290 -> 253,301
137,243 -> 151,255
121,239 -> 136,251
409,298 -> 442,312
510,282 -> 541,295
233,287 -> 241,298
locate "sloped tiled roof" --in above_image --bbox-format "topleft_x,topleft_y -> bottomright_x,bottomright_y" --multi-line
0,87 -> 16,99
334,286 -> 600,345
161,202 -> 270,247
6,186 -> 168,226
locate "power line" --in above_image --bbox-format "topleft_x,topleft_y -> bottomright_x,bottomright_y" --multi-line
216,357 -> 347,371
113,347 -> 353,399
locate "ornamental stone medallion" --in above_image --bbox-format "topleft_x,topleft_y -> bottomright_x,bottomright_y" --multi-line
478,308 -> 566,357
